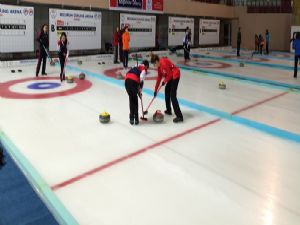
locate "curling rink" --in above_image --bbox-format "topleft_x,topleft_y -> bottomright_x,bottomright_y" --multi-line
1,48 -> 300,225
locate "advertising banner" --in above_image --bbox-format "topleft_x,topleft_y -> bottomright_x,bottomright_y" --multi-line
120,13 -> 156,48
49,8 -> 101,51
199,19 -> 220,45
168,17 -> 194,46
0,4 -> 34,53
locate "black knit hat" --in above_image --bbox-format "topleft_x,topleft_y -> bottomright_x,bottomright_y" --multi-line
142,60 -> 149,68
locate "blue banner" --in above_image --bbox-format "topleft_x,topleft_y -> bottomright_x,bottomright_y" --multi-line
118,0 -> 143,9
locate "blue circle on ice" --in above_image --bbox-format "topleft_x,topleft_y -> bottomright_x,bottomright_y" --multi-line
27,82 -> 61,90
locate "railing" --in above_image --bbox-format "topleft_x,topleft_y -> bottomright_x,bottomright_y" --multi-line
190,0 -> 292,13
247,0 -> 292,13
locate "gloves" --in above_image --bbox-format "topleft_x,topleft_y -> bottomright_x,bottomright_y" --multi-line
162,81 -> 166,86
154,91 -> 157,97
138,90 -> 142,98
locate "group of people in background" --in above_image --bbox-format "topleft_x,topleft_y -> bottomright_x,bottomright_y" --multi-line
254,30 -> 270,55
236,28 -> 271,57
34,23 -> 299,128
36,24 -> 69,82
113,25 -> 130,69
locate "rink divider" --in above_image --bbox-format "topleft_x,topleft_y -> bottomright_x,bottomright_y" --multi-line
66,65 -> 300,144
0,131 -> 79,225
178,64 -> 300,92
190,53 -> 293,71
200,49 -> 294,62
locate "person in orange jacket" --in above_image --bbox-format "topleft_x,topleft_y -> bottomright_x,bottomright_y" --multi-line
122,26 -> 130,69
151,53 -> 183,123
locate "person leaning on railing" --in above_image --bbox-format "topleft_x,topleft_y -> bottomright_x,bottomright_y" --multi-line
292,32 -> 300,78
0,141 -> 5,169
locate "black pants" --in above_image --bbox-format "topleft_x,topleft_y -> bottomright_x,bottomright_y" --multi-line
294,55 -> 300,78
266,43 -> 269,54
36,49 -> 47,76
237,42 -> 241,56
123,50 -> 129,68
114,45 -> 119,63
165,78 -> 183,119
183,45 -> 190,61
59,54 -> 66,81
125,79 -> 139,121
259,45 -> 263,55
119,43 -> 123,62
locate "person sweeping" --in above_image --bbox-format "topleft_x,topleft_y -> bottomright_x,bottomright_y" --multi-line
125,60 -> 149,125
150,53 -> 183,123
36,24 -> 49,77
57,32 -> 69,82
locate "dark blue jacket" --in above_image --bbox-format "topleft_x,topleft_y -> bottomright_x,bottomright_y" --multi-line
293,39 -> 300,56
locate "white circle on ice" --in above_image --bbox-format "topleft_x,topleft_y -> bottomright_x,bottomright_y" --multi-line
9,80 -> 76,94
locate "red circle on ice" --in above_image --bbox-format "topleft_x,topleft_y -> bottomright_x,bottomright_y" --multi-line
223,55 -> 269,62
271,53 -> 292,58
178,59 -> 231,69
0,77 -> 92,99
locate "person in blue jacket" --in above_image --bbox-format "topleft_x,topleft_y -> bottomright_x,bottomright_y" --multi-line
265,29 -> 270,55
292,32 -> 300,78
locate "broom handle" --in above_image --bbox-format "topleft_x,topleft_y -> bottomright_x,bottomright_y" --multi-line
139,92 -> 145,116
145,85 -> 162,111
41,42 -> 53,62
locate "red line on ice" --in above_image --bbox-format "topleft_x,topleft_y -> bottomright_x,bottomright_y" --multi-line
51,91 -> 288,191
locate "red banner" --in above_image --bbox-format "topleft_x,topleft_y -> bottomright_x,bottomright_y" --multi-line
152,0 -> 163,11
110,0 -> 117,7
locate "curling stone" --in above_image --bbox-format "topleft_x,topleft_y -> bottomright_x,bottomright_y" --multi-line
79,73 -> 86,80
153,110 -> 164,123
240,62 -> 245,67
219,81 -> 226,90
11,70 -> 15,73
50,60 -> 56,66
18,69 -> 22,73
116,71 -> 123,80
99,111 -> 110,124
77,60 -> 83,65
66,75 -> 74,83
